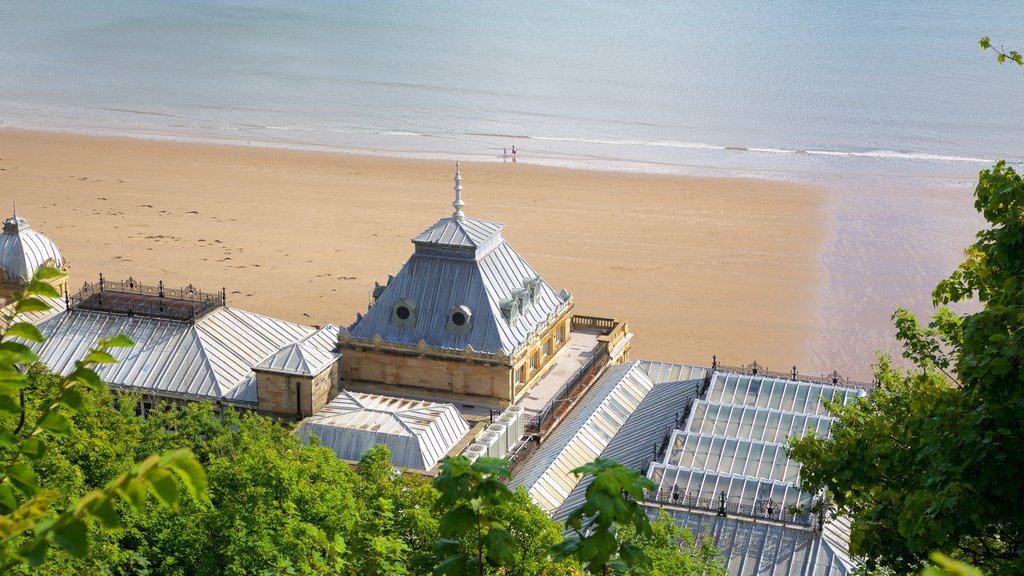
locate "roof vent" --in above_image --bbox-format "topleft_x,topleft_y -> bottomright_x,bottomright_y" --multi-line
390,298 -> 417,329
523,276 -> 542,300
500,298 -> 520,326
446,304 -> 473,335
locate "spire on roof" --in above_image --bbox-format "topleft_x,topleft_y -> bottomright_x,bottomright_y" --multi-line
12,200 -> 16,218
452,162 -> 465,222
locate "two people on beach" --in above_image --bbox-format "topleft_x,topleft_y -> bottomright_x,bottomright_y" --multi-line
503,146 -> 517,162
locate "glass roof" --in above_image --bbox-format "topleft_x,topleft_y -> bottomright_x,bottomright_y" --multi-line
707,373 -> 864,416
688,402 -> 834,443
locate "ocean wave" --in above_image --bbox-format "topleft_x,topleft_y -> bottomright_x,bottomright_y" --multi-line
528,135 -> 999,164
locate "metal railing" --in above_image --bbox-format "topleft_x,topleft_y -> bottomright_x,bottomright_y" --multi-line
711,357 -> 877,390
69,275 -> 224,323
524,341 -> 609,435
644,489 -> 815,527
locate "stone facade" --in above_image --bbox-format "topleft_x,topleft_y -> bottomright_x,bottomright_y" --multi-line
340,305 -> 573,406
255,361 -> 340,419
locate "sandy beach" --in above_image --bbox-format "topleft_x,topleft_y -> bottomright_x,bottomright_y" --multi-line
0,128 -> 922,380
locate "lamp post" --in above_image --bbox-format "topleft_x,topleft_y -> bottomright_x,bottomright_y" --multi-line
717,491 -> 727,517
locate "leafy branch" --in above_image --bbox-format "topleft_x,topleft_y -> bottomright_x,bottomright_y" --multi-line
0,266 -> 207,569
979,37 -> 1022,67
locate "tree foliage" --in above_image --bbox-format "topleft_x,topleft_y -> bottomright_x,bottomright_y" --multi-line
790,162 -> 1024,574
0,268 -> 207,571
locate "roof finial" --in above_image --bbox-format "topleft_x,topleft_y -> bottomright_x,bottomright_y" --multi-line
452,162 -> 465,222
11,200 -> 16,218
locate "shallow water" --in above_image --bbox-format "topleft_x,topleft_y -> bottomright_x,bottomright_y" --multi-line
2,0 -> 1021,178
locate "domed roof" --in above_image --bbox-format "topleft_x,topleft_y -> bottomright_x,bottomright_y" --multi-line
0,210 -> 65,283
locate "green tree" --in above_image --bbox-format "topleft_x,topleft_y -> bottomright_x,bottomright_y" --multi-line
432,456 -> 518,576
549,459 -> 656,575
0,267 -> 206,570
789,162 -> 1024,574
615,512 -> 724,576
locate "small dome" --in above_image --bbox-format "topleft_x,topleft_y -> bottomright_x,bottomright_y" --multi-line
0,212 -> 65,283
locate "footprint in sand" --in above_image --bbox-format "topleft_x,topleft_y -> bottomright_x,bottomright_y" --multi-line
186,210 -> 199,214
139,204 -> 153,208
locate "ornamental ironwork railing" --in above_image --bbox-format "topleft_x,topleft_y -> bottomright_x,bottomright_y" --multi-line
644,489 -> 815,527
711,356 -> 877,390
68,274 -> 225,323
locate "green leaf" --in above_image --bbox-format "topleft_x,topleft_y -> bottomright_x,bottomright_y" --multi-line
31,266 -> 65,282
0,392 -> 22,415
83,350 -> 118,365
24,280 -> 61,299
146,469 -> 179,508
67,367 -> 102,390
483,526 -> 515,566
22,437 -> 46,461
90,496 -> 121,529
6,461 -> 39,496
0,429 -> 17,449
117,477 -> 148,511
0,483 -> 17,512
52,518 -> 88,558
19,535 -> 50,567
433,554 -> 468,576
0,340 -> 39,364
168,454 -> 208,497
100,334 -> 135,349
59,388 -> 83,410
439,504 -> 476,539
13,297 -> 52,314
38,411 -> 71,436
4,322 -> 45,343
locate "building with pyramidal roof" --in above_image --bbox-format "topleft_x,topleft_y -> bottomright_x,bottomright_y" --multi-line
339,164 -> 580,406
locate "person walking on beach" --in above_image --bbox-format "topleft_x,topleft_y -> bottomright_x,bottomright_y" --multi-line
503,147 -> 508,161
511,145 -> 517,162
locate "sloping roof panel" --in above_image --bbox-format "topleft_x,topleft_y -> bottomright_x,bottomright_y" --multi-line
349,225 -> 568,355
552,377 -> 703,522
510,361 -> 657,512
298,391 -> 470,470
31,306 -> 316,406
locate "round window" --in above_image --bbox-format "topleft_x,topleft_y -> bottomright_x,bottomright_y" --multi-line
395,306 -> 411,320
451,311 -> 467,326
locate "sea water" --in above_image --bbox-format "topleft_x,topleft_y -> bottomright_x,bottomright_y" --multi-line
1,0 -> 1021,178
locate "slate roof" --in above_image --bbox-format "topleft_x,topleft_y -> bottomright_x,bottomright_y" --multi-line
347,214 -> 570,356
30,305 -> 320,406
0,213 -> 65,283
298,390 -> 470,471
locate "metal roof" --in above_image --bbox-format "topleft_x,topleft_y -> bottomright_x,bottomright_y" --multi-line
298,390 -> 470,471
639,360 -> 708,384
638,371 -> 866,575
413,216 -> 504,252
31,305 -> 317,406
510,361 -> 657,513
0,213 -> 65,282
256,325 -> 340,376
653,509 -> 853,576
552,376 -> 704,522
348,215 -> 570,356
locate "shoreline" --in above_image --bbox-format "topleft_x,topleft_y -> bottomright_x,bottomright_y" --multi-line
0,127 -> 981,380
0,119 -> 1004,185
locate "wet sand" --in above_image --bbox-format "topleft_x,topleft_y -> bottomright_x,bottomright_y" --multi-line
0,128 -> 978,379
